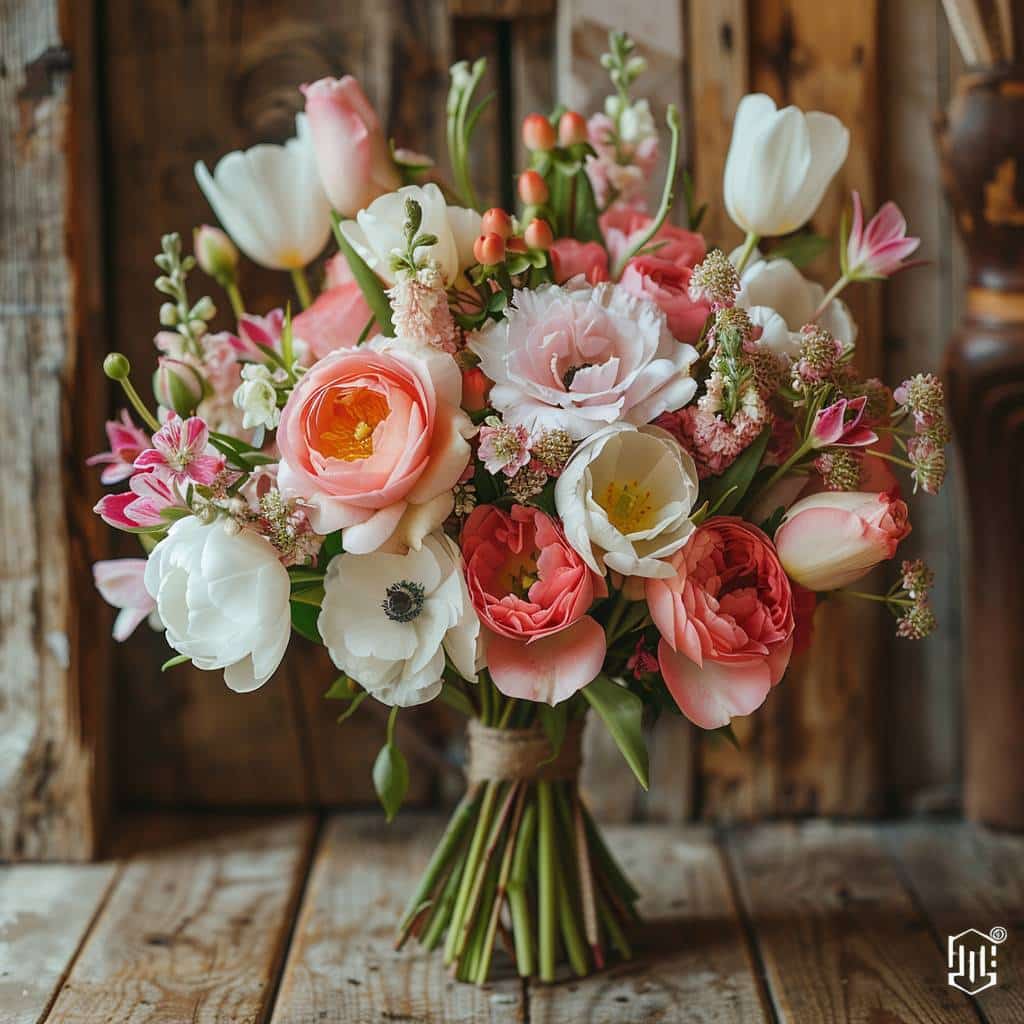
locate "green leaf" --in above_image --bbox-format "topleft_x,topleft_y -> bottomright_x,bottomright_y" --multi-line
332,213 -> 394,336
505,254 -> 531,276
537,703 -> 567,767
319,530 -> 344,564
209,430 -> 260,453
289,584 -> 325,607
290,600 -> 322,644
288,568 -> 326,585
373,741 -> 409,823
337,690 -> 369,724
324,675 -> 355,700
711,723 -> 741,750
439,680 -> 475,717
161,653 -> 190,672
767,231 -> 829,270
582,674 -> 649,789
759,505 -> 787,538
700,426 -> 771,517
570,167 -> 603,244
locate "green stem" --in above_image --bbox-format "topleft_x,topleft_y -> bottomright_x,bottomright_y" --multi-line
445,781 -> 498,963
747,437 -> 814,508
843,590 -> 913,607
733,230 -> 760,275
290,266 -> 313,309
865,447 -> 915,470
421,850 -> 467,951
812,273 -> 851,320
497,696 -> 517,730
537,780 -> 557,981
117,378 -> 160,433
603,588 -> 630,642
225,280 -> 245,319
507,798 -> 538,977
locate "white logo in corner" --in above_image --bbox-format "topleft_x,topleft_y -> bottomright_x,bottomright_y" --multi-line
948,926 -> 1007,995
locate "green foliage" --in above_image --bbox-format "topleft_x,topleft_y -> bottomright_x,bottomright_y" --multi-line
582,674 -> 649,790
374,737 -> 409,823
700,427 -> 771,517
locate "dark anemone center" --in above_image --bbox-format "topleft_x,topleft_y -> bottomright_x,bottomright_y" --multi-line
562,362 -> 594,391
382,580 -> 425,623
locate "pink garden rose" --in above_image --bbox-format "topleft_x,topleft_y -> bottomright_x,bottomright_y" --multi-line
600,208 -> 706,273
774,490 -> 911,591
619,255 -> 711,343
293,281 -> 375,359
468,282 -> 698,440
301,76 -> 400,217
646,518 -> 795,730
462,504 -> 607,704
276,340 -> 473,552
549,240 -> 609,285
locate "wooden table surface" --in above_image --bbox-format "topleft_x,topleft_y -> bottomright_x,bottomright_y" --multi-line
1,814 -> 1020,1023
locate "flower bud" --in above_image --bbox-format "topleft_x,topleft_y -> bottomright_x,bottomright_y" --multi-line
522,113 -> 556,152
103,353 -> 131,381
481,207 -> 514,239
153,358 -> 206,417
190,295 -> 217,322
517,169 -> 549,206
194,225 -> 239,282
473,232 -> 506,266
524,218 -> 553,251
558,110 -> 588,146
461,366 -> 491,413
159,302 -> 179,327
506,236 -> 528,254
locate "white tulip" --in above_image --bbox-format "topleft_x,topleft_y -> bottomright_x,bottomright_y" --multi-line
555,423 -> 699,580
340,183 -> 481,287
724,94 -> 849,238
195,115 -> 332,270
144,517 -> 291,692
318,532 -> 479,707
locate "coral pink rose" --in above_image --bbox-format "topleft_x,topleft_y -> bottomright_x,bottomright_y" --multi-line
301,76 -> 400,217
293,281 -> 375,359
600,208 -> 706,272
549,240 -> 610,285
774,490 -> 911,592
619,256 -> 711,342
277,340 -> 473,553
646,518 -> 794,729
462,504 -> 607,704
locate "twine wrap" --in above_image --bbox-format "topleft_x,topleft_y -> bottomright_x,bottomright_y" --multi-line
466,718 -> 584,785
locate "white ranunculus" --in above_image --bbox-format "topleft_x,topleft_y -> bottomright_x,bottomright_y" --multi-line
735,255 -> 857,360
340,183 -> 480,287
724,94 -> 849,238
144,517 -> 291,692
318,532 -> 479,707
555,423 -> 699,579
195,114 -> 332,270
233,363 -> 281,431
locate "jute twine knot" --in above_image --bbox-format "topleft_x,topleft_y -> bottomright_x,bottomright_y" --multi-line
466,718 -> 584,785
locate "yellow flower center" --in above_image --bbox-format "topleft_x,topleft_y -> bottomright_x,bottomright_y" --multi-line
317,387 -> 390,461
599,480 -> 656,534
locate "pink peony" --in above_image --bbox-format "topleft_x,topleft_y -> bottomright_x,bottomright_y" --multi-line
462,504 -> 607,704
468,282 -> 698,440
293,281 -> 374,359
92,559 -> 156,641
87,411 -> 149,484
619,256 -> 711,343
301,76 -> 401,217
276,340 -> 472,552
774,490 -> 911,591
646,518 -> 795,729
600,208 -> 706,273
134,414 -> 225,486
549,240 -> 610,285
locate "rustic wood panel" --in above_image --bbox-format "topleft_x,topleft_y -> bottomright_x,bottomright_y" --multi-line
726,822 -> 979,1022
0,0 -> 109,859
45,814 -> 315,1023
887,822 -> 1024,1021
528,825 -> 770,1023
0,862 -> 118,1024
269,814 -> 524,1023
699,0 -> 887,821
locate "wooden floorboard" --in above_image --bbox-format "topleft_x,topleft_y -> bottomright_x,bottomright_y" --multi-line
42,814 -> 316,1024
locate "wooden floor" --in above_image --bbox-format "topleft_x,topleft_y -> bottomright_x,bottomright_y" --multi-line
1,816 -> 1021,1023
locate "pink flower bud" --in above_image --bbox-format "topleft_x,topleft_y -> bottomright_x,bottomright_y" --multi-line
522,113 -> 556,152
461,366 -> 491,413
810,396 -> 878,449
523,218 -> 553,251
481,207 -> 514,239
518,170 -> 549,206
558,110 -> 588,146
194,225 -> 239,281
846,190 -> 922,280
301,76 -> 401,217
473,232 -> 506,266
153,358 -> 206,417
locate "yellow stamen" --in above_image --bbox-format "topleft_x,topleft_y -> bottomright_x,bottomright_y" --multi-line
599,480 -> 655,534
317,387 -> 390,461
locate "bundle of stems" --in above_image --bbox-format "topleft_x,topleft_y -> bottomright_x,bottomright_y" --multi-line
394,676 -> 640,983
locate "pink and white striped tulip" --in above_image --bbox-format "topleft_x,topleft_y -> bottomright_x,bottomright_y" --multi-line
845,191 -> 922,280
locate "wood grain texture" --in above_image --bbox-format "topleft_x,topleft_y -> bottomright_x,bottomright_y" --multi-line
700,0 -> 887,822
45,814 -> 315,1023
269,814 -> 524,1023
726,822 -> 979,1022
527,825 -> 770,1023
0,0 -> 109,859
886,822 -> 1024,1021
0,862 -> 118,1024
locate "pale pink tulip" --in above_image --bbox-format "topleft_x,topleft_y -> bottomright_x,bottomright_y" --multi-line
846,191 -> 922,279
92,559 -> 156,641
301,76 -> 401,217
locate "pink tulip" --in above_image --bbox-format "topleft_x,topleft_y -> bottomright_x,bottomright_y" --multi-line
846,191 -> 922,279
549,239 -> 609,285
774,490 -> 911,591
301,76 -> 400,217
811,395 -> 878,449
92,559 -> 156,641
293,281 -> 374,360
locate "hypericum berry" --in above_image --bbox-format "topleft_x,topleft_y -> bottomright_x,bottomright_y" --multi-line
558,110 -> 588,146
518,169 -> 549,206
506,235 -> 529,254
473,232 -> 506,266
524,218 -> 553,251
522,113 -> 556,152
481,207 -> 513,239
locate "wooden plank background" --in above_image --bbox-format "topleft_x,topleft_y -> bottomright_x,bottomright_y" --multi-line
0,0 -> 970,857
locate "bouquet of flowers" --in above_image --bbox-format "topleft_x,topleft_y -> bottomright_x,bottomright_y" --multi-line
91,32 -> 947,984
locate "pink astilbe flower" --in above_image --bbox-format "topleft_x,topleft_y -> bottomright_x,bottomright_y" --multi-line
846,191 -> 923,280
811,396 -> 878,450
94,471 -> 180,529
92,559 -> 157,641
87,411 -> 150,484
478,419 -> 532,477
134,415 -> 225,486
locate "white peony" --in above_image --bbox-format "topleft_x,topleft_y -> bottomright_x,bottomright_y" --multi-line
340,183 -> 480,287
555,423 -> 699,579
318,531 -> 479,707
233,363 -> 281,430
144,517 -> 291,692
